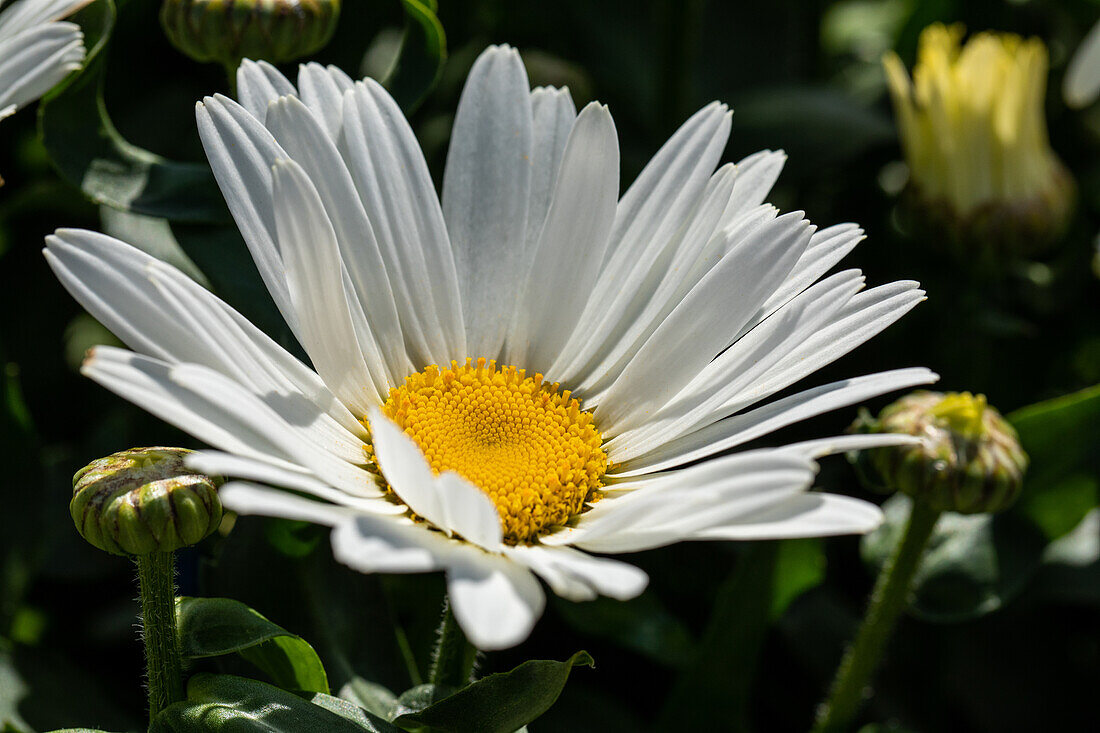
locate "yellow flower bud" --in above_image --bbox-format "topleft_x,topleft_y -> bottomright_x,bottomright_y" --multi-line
884,24 -> 1074,258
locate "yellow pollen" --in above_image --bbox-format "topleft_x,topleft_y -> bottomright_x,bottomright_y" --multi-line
375,358 -> 607,544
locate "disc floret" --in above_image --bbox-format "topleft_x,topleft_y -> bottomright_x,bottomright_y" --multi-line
375,358 -> 607,543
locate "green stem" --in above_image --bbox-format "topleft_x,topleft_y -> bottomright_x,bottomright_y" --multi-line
135,551 -> 184,720
812,501 -> 942,733
429,598 -> 477,689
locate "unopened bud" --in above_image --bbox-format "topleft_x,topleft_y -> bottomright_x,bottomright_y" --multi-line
71,447 -> 223,555
850,391 -> 1028,514
885,24 -> 1074,259
160,0 -> 341,68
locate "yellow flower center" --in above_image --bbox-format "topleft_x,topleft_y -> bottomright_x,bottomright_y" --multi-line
377,358 -> 607,544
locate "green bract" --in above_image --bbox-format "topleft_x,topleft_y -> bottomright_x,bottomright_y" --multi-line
71,447 -> 223,555
160,0 -> 341,67
852,391 -> 1029,514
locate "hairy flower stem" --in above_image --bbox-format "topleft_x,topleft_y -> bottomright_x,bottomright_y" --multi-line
812,500 -> 942,732
429,598 -> 477,689
135,551 -> 184,719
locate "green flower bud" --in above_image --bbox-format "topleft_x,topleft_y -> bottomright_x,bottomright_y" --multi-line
160,0 -> 341,68
850,391 -> 1028,514
71,447 -> 223,556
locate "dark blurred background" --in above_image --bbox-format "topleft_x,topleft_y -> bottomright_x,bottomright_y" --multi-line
2,0 -> 1099,730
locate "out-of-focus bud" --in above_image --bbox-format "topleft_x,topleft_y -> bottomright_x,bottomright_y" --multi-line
160,0 -> 340,68
884,24 -> 1074,259
850,391 -> 1028,514
71,447 -> 223,556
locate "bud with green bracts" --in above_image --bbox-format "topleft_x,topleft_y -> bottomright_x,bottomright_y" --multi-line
71,447 -> 223,556
850,391 -> 1028,514
160,0 -> 341,67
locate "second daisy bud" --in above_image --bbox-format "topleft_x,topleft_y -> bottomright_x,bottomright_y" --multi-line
884,24 -> 1074,260
160,0 -> 341,68
71,447 -> 223,556
851,391 -> 1028,514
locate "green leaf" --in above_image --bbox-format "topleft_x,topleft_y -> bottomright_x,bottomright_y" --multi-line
264,518 -> 325,559
392,652 -> 593,733
38,0 -> 229,223
176,597 -> 329,694
1008,384 -> 1100,539
770,538 -> 826,620
552,590 -> 693,666
862,495 -> 1047,622
1033,509 -> 1100,606
308,693 -> 401,732
151,674 -> 382,732
384,0 -> 447,113
339,678 -> 400,721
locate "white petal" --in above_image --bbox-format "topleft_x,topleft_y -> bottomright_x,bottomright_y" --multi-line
596,212 -> 812,435
549,103 -> 732,385
186,451 -> 402,514
0,0 -> 90,41
506,544 -> 648,602
265,95 -> 408,385
441,44 -> 533,359
236,59 -> 296,122
221,482 -> 447,573
508,102 -> 619,369
524,86 -> 577,253
82,348 -> 379,497
692,493 -> 884,540
719,149 -> 787,223
220,481 -> 350,526
751,281 -> 926,399
436,473 -> 504,551
550,450 -> 816,553
447,551 -> 545,650
727,222 -> 865,348
332,515 -> 455,574
607,269 -> 867,460
779,433 -> 925,459
599,102 -> 732,269
367,408 -> 503,551
1065,18 -> 1100,109
567,164 -> 738,395
297,62 -> 354,137
44,229 -> 365,439
631,279 -> 926,453
612,367 -> 939,476
0,21 -> 83,113
339,80 -> 465,367
271,158 -> 386,412
195,95 -> 297,328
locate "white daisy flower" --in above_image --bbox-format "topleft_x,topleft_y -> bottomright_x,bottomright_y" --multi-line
0,0 -> 88,122
46,45 -> 937,650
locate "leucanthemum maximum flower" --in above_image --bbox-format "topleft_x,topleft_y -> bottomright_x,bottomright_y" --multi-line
46,46 -> 937,649
0,0 -> 88,122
